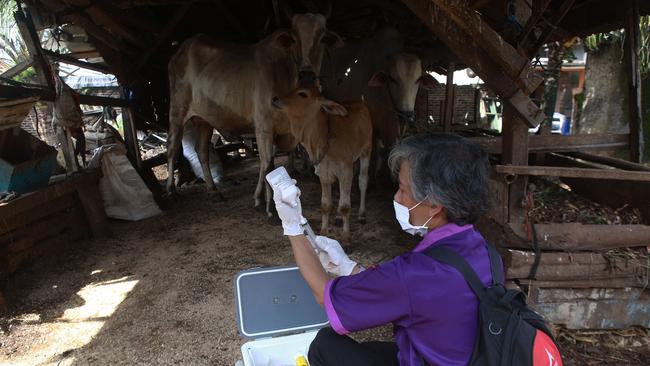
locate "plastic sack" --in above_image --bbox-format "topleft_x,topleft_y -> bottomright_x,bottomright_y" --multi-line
89,144 -> 162,221
182,123 -> 223,184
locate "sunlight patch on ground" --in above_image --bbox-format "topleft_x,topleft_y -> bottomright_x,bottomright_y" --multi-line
4,276 -> 138,366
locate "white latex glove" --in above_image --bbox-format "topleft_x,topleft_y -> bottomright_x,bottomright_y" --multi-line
314,235 -> 358,276
272,180 -> 306,236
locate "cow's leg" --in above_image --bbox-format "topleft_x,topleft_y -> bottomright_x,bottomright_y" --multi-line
337,168 -> 353,245
320,176 -> 333,236
254,130 -> 275,215
196,122 -> 217,192
358,152 -> 371,224
166,122 -> 184,196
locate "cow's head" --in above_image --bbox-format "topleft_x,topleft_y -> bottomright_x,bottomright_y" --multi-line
278,13 -> 343,88
271,87 -> 347,125
368,53 -> 438,129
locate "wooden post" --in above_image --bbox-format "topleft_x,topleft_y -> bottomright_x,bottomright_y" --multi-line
443,63 -> 455,132
120,102 -> 142,169
625,0 -> 644,163
76,183 -> 111,238
502,104 -> 529,224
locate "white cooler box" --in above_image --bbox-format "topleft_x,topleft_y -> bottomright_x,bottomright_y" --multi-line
234,266 -> 329,366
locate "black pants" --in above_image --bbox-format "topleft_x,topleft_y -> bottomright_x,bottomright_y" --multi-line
308,327 -> 399,366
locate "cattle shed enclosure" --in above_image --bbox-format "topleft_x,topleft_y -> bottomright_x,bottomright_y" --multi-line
2,0 -> 650,364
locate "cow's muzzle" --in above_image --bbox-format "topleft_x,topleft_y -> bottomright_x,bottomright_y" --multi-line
298,71 -> 318,88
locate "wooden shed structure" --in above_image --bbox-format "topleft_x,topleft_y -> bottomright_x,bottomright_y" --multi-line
2,0 -> 650,328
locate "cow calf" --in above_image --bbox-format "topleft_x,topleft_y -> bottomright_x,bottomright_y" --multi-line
272,88 -> 372,244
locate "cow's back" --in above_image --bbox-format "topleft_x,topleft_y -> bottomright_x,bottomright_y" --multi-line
327,102 -> 372,162
168,35 -> 261,133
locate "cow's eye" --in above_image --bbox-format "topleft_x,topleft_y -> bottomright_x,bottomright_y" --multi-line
298,91 -> 308,98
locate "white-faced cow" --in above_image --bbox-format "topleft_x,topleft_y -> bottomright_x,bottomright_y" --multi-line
272,87 -> 372,243
166,13 -> 342,215
321,28 -> 438,171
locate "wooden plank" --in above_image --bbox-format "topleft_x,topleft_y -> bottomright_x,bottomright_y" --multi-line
506,250 -> 644,281
83,4 -> 149,49
0,194 -> 75,236
93,0 -> 160,33
0,170 -> 101,218
528,287 -> 650,329
121,103 -> 142,169
495,164 -> 650,182
523,277 -> 647,289
44,50 -> 110,74
625,0 -> 644,163
469,134 -> 630,154
76,181 -> 111,238
506,223 -> 650,250
401,0 -> 545,128
0,207 -> 78,246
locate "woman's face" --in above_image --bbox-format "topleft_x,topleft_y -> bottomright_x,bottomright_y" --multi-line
394,161 -> 433,226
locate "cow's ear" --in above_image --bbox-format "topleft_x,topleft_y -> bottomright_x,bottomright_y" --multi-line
368,71 -> 389,87
322,31 -> 344,49
273,31 -> 296,49
321,100 -> 348,116
417,73 -> 439,90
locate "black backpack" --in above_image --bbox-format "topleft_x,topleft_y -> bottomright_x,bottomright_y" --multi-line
424,244 -> 563,366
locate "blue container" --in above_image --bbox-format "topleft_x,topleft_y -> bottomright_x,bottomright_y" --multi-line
0,128 -> 58,194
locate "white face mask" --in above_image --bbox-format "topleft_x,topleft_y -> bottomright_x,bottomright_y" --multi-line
393,199 -> 433,237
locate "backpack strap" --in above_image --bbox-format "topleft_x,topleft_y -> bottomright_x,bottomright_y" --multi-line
424,246 -> 486,300
486,243 -> 505,285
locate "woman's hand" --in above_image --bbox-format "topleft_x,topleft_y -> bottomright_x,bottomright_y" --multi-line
314,236 -> 360,276
272,180 -> 306,236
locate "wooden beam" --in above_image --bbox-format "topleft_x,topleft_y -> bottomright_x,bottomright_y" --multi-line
44,50 -> 110,74
401,0 -> 545,127
82,4 -> 148,49
76,94 -> 130,107
470,133 -> 630,154
442,62 -> 455,132
526,0 -> 577,56
63,50 -> 102,59
495,164 -> 650,182
625,0 -> 644,163
0,84 -> 54,101
0,57 -> 34,79
14,8 -> 53,89
501,104 -> 529,224
429,0 -> 542,93
506,250 -> 644,281
136,2 -> 192,69
562,151 -> 650,172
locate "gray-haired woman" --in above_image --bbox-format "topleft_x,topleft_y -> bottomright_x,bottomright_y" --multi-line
273,133 -> 507,365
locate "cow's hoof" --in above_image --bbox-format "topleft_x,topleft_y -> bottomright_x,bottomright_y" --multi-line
267,214 -> 281,226
358,215 -> 367,224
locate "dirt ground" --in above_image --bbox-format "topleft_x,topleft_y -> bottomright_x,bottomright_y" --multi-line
1,157 -> 649,365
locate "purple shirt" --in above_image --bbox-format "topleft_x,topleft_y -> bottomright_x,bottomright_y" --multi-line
323,223 -> 498,366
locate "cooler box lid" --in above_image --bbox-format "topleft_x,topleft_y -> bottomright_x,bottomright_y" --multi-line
234,266 -> 329,339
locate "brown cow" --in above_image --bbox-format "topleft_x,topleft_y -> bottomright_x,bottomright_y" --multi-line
271,87 -> 372,243
167,14 -> 342,215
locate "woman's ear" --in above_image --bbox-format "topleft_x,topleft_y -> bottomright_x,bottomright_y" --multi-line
428,204 -> 445,220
